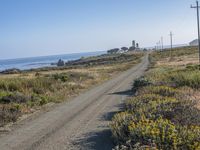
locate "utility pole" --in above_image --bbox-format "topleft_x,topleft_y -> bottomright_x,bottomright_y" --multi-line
191,1 -> 200,68
157,42 -> 160,51
159,40 -> 161,52
156,43 -> 158,51
161,37 -> 164,51
169,32 -> 173,59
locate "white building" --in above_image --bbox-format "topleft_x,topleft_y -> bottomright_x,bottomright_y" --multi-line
189,39 -> 198,46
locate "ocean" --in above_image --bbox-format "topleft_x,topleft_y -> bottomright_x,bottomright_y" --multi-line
0,51 -> 106,71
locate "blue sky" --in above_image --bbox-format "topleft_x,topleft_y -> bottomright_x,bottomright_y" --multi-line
0,0 -> 198,59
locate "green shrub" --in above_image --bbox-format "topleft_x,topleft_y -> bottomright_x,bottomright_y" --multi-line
179,126 -> 200,149
39,96 -> 48,106
53,73 -> 69,82
111,112 -> 133,143
137,86 -> 179,97
112,84 -> 200,149
146,67 -> 173,83
147,66 -> 200,89
170,100 -> 200,126
0,92 -> 29,104
29,94 -> 49,106
170,71 -> 200,89
186,64 -> 200,71
0,79 -> 23,91
51,72 -> 93,83
111,116 -> 200,150
126,92 -> 200,126
133,77 -> 151,91
26,77 -> 56,92
126,94 -> 180,122
128,117 -> 179,150
110,48 -> 200,149
0,91 -> 10,99
0,104 -> 22,127
126,94 -> 176,108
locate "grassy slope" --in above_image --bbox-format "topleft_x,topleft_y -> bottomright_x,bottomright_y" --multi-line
0,52 -> 144,127
111,46 -> 200,150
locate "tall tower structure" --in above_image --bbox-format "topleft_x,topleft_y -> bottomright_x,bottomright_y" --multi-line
132,40 -> 136,48
136,43 -> 139,48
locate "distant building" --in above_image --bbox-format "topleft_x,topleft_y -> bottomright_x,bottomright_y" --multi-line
120,47 -> 129,53
132,40 -> 136,48
189,39 -> 198,46
129,40 -> 136,51
136,43 -> 139,48
107,48 -> 120,54
129,46 -> 135,51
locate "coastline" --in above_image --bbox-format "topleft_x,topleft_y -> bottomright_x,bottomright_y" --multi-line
0,51 -> 106,72
0,52 -> 144,128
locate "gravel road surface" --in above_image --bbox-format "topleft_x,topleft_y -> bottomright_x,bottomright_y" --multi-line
0,54 -> 149,150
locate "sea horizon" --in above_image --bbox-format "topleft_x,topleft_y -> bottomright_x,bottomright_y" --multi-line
0,51 -> 106,71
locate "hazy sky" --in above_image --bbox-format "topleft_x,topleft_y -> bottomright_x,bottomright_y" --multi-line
0,0 -> 198,59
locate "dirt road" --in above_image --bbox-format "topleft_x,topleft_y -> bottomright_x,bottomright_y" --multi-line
0,54 -> 149,150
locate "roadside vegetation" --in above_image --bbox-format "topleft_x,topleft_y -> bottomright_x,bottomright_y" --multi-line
111,46 -> 200,149
0,53 -> 143,127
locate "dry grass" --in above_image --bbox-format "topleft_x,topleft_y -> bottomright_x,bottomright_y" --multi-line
111,47 -> 200,149
156,53 -> 198,67
151,47 -> 200,109
0,52 -> 144,127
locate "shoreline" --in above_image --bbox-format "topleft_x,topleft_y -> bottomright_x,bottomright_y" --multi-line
0,52 -> 144,127
0,52 -> 141,75
0,51 -> 106,73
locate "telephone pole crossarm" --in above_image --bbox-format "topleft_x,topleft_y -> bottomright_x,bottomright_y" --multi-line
191,5 -> 200,8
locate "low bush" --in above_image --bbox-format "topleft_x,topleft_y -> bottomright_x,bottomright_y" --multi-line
0,91 -> 10,99
170,71 -> 200,89
111,112 -> 132,143
178,126 -> 200,149
0,79 -> 23,91
128,117 -> 179,150
126,94 -> 178,120
111,113 -> 200,150
133,77 -> 151,91
0,92 -> 29,104
186,64 -> 200,71
52,73 -> 69,82
111,48 -> 200,149
137,86 -> 179,97
51,72 -> 93,82
111,71 -> 200,149
112,115 -> 200,149
0,104 -> 22,127
146,66 -> 200,89
39,96 -> 48,106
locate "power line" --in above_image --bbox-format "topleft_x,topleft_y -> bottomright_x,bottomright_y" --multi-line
191,0 -> 200,67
